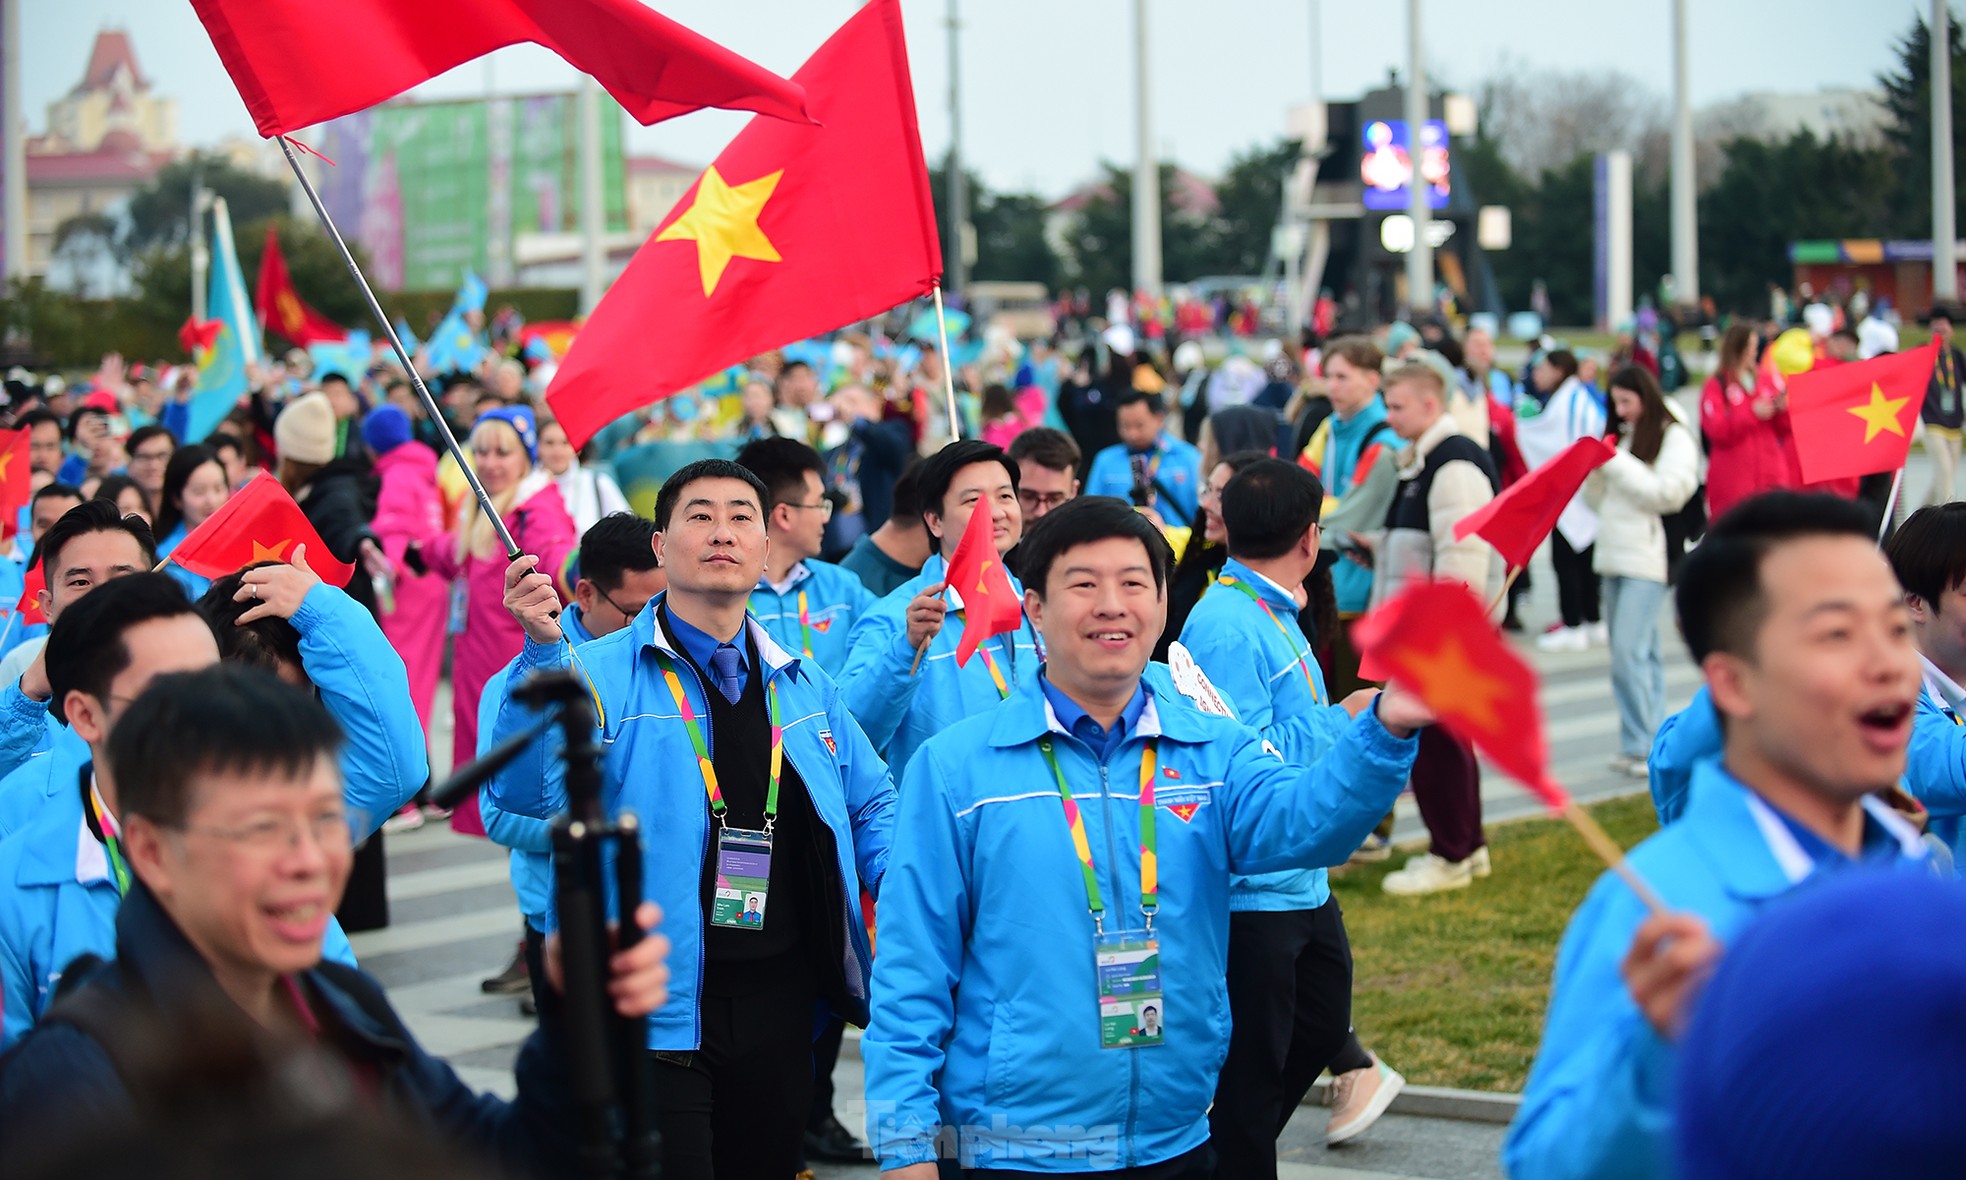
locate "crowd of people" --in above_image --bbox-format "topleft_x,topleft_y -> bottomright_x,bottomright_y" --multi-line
0,278 -> 1955,1178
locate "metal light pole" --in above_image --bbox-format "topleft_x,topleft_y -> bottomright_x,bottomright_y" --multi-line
1,0 -> 25,282
1131,0 -> 1162,300
946,0 -> 968,294
1403,0 -> 1431,314
1669,0 -> 1699,310
189,169 -> 211,321
1935,0 -> 1958,302
577,76 -> 606,314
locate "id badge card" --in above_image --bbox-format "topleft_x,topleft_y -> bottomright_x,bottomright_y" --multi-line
1095,930 -> 1165,1049
710,826 -> 772,930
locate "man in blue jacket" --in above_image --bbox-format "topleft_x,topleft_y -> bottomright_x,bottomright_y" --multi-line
1504,492 -> 1931,1180
737,436 -> 875,676
1178,459 -> 1403,1170
478,511 -> 667,1012
0,664 -> 669,1177
839,439 -> 1041,777
864,496 -> 1429,1176
493,457 -> 896,1180
1083,390 -> 1202,529
1885,502 -> 1966,864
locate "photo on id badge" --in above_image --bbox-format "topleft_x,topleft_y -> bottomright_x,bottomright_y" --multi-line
1096,934 -> 1165,1049
712,828 -> 772,929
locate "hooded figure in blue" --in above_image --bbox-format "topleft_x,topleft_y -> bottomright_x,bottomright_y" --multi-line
839,440 -> 1041,778
1505,492 -> 1931,1180
735,437 -> 875,677
488,458 -> 896,1179
864,497 -> 1429,1176
0,573 -> 400,1047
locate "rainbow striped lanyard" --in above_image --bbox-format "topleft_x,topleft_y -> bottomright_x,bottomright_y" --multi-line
1038,735 -> 1158,934
86,780 -> 130,896
652,649 -> 783,829
975,641 -> 1011,698
796,590 -> 813,660
1217,575 -> 1322,704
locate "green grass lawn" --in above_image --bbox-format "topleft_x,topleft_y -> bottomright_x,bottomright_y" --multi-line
1328,794 -> 1661,1093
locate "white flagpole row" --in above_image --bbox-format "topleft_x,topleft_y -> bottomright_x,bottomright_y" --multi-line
274,136 -> 523,559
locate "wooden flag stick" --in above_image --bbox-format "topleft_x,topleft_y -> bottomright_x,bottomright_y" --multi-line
932,283 -> 962,443
1561,800 -> 1668,917
1485,565 -> 1522,619
151,557 -> 170,573
908,635 -> 931,676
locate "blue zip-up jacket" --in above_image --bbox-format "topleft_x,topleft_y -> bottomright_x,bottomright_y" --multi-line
0,766 -> 358,1048
863,670 -> 1419,1172
477,607 -> 597,932
0,584 -> 424,842
750,558 -> 874,677
837,552 -> 1041,778
0,675 -> 57,784
1905,663 -> 1966,861
1178,558 -> 1354,912
1306,401 -> 1399,614
1502,761 -> 1927,1180
0,881 -> 579,1175
156,523 -> 213,602
485,595 -> 897,1050
1648,685 -> 1721,825
1084,433 -> 1203,529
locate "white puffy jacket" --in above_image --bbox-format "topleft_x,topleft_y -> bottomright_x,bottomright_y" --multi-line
1584,420 -> 1700,584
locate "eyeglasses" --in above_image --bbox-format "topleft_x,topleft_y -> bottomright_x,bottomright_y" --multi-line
184,810 -> 353,857
782,499 -> 834,520
595,584 -> 652,620
1018,491 -> 1071,513
130,449 -> 172,464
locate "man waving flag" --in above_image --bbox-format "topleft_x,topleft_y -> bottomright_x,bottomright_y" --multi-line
547,0 -> 942,447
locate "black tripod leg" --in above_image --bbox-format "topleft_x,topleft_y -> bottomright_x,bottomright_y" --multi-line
610,813 -> 662,1180
553,815 -> 622,1179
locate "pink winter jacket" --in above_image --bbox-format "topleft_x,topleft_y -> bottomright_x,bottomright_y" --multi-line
369,443 -> 448,732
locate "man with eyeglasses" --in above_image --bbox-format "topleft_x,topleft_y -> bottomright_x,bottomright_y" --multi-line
120,425 -> 175,515
0,575 -> 359,1049
1008,427 -> 1082,524
0,664 -> 670,1174
476,512 -> 667,1012
737,437 -> 874,677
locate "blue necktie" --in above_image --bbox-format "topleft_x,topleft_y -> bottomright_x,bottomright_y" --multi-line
709,644 -> 744,705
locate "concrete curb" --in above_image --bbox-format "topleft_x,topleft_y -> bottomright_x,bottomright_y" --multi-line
1304,1080 -> 1521,1126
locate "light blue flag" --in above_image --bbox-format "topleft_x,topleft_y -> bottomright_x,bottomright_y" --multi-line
392,317 -> 420,354
186,199 -> 259,442
425,270 -> 489,373
456,270 -> 489,315
309,330 -> 371,382
905,306 -> 970,342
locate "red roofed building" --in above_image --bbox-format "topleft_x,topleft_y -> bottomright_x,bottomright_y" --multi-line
25,29 -> 177,277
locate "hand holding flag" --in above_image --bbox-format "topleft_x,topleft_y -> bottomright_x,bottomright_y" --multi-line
165,471 -> 356,588
1352,578 -> 1666,913
943,499 -> 1025,668
1786,341 -> 1936,485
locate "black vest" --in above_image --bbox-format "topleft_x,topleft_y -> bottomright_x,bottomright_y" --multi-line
1386,434 -> 1501,534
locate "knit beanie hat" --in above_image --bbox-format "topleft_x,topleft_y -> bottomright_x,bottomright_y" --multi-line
473,404 -> 539,464
362,405 -> 414,456
274,391 -> 338,465
1675,867 -> 1966,1180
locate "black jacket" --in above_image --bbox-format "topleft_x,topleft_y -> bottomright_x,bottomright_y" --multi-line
296,457 -> 381,616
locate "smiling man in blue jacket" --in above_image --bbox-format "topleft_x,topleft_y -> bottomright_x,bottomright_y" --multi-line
1505,492 -> 1931,1180
864,495 -> 1428,1176
492,458 -> 896,1180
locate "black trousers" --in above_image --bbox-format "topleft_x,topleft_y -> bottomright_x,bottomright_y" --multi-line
1413,725 -> 1486,863
647,964 -> 817,1180
809,1014 -> 846,1127
1208,900 -> 1355,1180
520,922 -> 560,1028
969,1144 -> 1213,1179
1549,532 -> 1601,627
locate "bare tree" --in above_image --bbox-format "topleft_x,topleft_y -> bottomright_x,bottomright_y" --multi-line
1476,54 -> 1669,179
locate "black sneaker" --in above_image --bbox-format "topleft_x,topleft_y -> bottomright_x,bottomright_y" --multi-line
803,1113 -> 870,1163
480,941 -> 529,995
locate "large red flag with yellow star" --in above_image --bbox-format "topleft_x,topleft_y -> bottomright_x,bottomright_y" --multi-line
546,0 -> 941,448
167,471 -> 356,588
1787,341 -> 1936,485
1351,578 -> 1567,810
0,428 -> 31,543
943,492 -> 1025,667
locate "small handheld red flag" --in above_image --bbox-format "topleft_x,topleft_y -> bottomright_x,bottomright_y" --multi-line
190,0 -> 809,138
1352,579 -> 1566,810
255,227 -> 346,347
546,0 -> 941,447
179,317 -> 222,357
1786,342 -> 1935,485
13,565 -> 43,628
167,472 -> 355,587
942,498 -> 1024,667
1453,437 -> 1615,570
0,429 -> 31,543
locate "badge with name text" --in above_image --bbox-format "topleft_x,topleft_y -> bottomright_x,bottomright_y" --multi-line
711,826 -> 772,929
1095,930 -> 1166,1049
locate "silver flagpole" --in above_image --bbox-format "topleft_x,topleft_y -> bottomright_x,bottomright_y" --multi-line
275,135 -> 523,559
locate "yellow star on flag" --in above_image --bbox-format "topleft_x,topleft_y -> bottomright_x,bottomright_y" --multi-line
655,165 -> 784,297
1403,633 -> 1510,736
251,538 -> 293,563
0,452 -> 14,481
977,559 -> 995,597
1846,383 -> 1911,444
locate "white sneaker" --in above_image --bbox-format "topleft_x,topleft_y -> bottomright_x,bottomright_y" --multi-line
1382,852 -> 1475,896
1469,845 -> 1491,878
1535,625 -> 1588,652
1327,1054 -> 1405,1145
382,803 -> 424,834
1587,621 -> 1610,645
